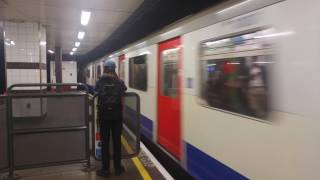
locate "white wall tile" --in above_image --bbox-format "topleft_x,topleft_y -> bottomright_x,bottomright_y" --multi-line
4,21 -> 46,89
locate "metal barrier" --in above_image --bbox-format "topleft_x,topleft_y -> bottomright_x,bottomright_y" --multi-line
91,92 -> 141,160
6,83 -> 90,179
0,96 -> 8,173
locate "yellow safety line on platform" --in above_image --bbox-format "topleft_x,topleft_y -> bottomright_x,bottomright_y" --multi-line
121,136 -> 152,180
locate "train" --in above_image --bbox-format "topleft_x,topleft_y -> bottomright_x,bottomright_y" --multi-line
85,0 -> 320,179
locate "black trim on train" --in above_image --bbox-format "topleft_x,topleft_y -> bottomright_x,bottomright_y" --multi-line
141,135 -> 195,180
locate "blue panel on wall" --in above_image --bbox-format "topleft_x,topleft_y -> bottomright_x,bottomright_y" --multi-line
186,143 -> 248,180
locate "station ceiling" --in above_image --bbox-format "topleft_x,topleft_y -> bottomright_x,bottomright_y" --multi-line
0,0 -> 143,55
0,0 -> 224,65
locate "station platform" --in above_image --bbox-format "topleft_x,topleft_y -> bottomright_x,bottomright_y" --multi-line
0,143 -> 172,180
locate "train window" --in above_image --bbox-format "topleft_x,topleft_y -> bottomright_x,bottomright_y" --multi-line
161,48 -> 179,98
129,55 -> 147,91
199,29 -> 273,119
97,65 -> 101,79
86,69 -> 90,78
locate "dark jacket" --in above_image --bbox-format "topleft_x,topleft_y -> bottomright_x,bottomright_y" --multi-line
95,75 -> 127,122
95,75 -> 127,95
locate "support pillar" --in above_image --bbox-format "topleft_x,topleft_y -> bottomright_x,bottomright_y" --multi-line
54,47 -> 62,91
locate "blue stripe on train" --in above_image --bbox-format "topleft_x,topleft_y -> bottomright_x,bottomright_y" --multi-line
124,106 -> 153,140
186,143 -> 248,180
140,115 -> 153,140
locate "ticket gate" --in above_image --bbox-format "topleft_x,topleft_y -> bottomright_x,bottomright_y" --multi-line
0,83 -> 141,179
91,92 -> 141,160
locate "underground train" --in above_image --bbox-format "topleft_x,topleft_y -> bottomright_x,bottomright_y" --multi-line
85,0 -> 320,179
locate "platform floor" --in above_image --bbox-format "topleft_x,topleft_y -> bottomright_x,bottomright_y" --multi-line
0,144 -> 171,180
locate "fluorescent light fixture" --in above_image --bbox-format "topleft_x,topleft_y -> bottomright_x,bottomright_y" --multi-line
3,31 -> 5,37
75,42 -> 80,47
78,31 -> 85,39
40,41 -> 46,46
81,10 -> 91,26
48,50 -> 55,54
10,41 -> 15,46
254,31 -> 294,39
70,51 -> 74,55
72,48 -> 77,52
216,0 -> 252,14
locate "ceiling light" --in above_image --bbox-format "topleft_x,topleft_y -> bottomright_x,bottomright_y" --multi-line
48,50 -> 54,54
70,52 -> 74,55
40,41 -> 46,46
10,41 -> 15,46
81,10 -> 91,26
72,48 -> 77,51
78,31 -> 85,39
75,42 -> 80,47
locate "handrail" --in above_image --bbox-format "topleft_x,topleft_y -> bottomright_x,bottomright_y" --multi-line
7,83 -> 89,94
6,83 -> 91,179
91,92 -> 141,159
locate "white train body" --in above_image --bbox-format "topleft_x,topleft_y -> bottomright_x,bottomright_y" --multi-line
85,0 -> 320,179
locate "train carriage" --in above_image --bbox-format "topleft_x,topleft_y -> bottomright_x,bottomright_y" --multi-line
85,0 -> 320,179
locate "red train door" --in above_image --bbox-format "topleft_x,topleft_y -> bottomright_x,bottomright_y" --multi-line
157,37 -> 182,160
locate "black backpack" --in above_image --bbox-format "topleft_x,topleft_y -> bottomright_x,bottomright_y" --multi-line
98,79 -> 122,111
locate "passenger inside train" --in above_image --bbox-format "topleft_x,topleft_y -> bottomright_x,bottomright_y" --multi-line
1,0 -> 320,180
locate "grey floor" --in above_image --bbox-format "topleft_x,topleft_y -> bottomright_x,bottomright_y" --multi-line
0,149 -> 166,180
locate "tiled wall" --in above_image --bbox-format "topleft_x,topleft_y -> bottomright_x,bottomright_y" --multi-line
3,21 -> 47,90
50,61 -> 78,84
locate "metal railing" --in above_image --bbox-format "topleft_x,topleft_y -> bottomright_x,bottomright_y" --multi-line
6,83 -> 91,179
91,92 -> 141,160
0,83 -> 142,179
0,96 -> 8,173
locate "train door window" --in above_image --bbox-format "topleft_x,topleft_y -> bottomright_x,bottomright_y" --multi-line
199,29 -> 273,119
119,61 -> 125,80
129,55 -> 147,91
97,65 -> 101,79
161,48 -> 179,98
86,69 -> 90,78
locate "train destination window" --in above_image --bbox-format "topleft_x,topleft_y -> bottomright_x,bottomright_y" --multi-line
199,29 -> 273,119
161,48 -> 179,98
129,55 -> 147,91
97,65 -> 101,79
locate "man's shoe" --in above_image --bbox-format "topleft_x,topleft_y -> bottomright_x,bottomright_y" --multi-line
96,169 -> 110,177
115,166 -> 125,176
